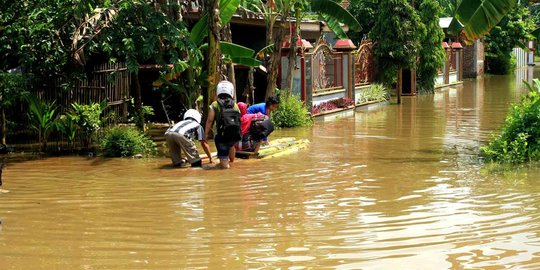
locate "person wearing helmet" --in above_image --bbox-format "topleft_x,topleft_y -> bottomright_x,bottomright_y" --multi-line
204,80 -> 241,169
165,109 -> 213,168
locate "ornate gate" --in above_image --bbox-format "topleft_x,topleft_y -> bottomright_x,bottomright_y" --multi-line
354,40 -> 375,86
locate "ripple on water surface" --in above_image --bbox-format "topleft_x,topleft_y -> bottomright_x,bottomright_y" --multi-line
3,71 -> 540,269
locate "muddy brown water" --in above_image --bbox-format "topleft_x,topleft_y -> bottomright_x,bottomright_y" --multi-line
2,69 -> 540,269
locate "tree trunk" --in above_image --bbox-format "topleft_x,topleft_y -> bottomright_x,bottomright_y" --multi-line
266,20 -> 285,99
247,67 -> 255,104
285,23 -> 298,94
0,108 -> 6,145
132,73 -> 145,131
222,23 -> 236,99
203,0 -> 223,122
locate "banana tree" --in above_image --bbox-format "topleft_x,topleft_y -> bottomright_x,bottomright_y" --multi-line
448,0 -> 516,44
191,0 -> 262,118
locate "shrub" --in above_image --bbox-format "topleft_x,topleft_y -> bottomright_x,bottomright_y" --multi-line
99,126 -> 157,157
70,101 -> 107,149
485,53 -> 516,75
26,95 -> 58,151
312,97 -> 355,115
271,93 -> 312,128
481,79 -> 540,163
357,84 -> 390,104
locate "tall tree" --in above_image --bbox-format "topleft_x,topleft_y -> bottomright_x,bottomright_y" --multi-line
485,4 -> 535,74
370,0 -> 425,85
417,0 -> 446,94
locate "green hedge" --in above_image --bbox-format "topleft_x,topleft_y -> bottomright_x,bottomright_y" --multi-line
271,93 -> 312,128
481,79 -> 540,163
99,126 -> 157,157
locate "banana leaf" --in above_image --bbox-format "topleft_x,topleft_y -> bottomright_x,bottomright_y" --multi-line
310,0 -> 361,32
449,0 -> 515,44
190,0 -> 241,45
200,42 -> 261,67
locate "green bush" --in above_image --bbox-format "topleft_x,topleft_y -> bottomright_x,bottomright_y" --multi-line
70,101 -> 107,149
481,79 -> 540,163
271,93 -> 312,128
485,53 -> 516,75
99,126 -> 157,157
357,84 -> 390,104
26,95 -> 58,151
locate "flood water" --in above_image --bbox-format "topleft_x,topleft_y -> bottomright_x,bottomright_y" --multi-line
2,68 -> 540,269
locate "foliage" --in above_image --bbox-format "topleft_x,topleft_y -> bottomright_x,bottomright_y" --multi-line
484,5 -> 534,75
0,72 -> 27,108
26,95 -> 58,151
357,84 -> 390,104
99,125 -> 156,157
481,79 -> 540,163
347,1 -> 378,44
312,98 -> 355,115
370,0 -> 425,85
87,1 -> 197,74
417,0 -> 446,94
56,114 -> 78,149
70,101 -> 108,148
1,0 -> 82,73
437,0 -> 460,16
129,99 -> 155,126
448,0 -> 516,44
310,0 -> 362,39
486,54 -> 517,74
271,93 -> 312,128
0,72 -> 28,144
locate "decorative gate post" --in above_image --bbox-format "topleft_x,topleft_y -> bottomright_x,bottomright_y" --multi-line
334,39 -> 357,102
452,42 -> 463,81
443,42 -> 451,85
282,36 -> 312,102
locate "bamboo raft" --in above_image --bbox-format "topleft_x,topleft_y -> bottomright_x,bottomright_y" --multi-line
235,137 -> 310,159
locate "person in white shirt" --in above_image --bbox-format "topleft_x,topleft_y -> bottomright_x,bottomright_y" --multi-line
165,109 -> 213,167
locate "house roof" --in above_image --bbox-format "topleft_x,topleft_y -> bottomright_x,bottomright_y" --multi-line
439,17 -> 453,29
185,6 -> 345,33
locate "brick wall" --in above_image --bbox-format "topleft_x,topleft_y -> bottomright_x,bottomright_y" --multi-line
463,44 -> 475,78
462,40 -> 484,78
477,40 -> 484,76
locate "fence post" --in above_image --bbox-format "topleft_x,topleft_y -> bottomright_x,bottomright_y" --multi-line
334,39 -> 357,103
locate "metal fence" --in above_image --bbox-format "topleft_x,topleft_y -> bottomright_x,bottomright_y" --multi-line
307,44 -> 344,94
354,40 -> 375,86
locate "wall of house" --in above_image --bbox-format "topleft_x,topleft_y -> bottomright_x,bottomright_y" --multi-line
312,90 -> 347,106
463,39 -> 484,78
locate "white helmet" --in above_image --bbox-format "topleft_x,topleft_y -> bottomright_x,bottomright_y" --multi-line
183,109 -> 202,123
216,80 -> 234,98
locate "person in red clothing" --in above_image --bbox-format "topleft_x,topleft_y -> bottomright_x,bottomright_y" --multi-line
235,102 -> 274,153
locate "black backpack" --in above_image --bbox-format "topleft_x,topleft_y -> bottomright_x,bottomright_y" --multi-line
250,118 -> 274,141
217,98 -> 242,143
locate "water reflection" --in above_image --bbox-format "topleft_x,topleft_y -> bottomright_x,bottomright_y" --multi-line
1,67 -> 540,269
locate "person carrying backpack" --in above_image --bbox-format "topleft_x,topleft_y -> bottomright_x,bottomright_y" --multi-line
204,80 -> 242,169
